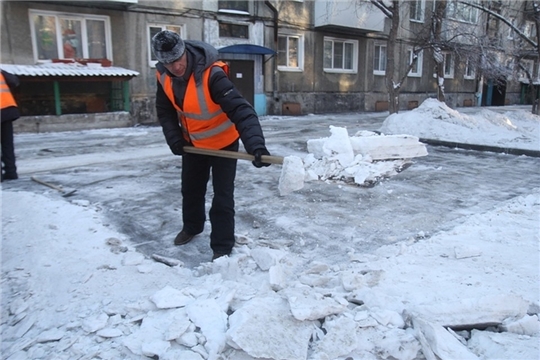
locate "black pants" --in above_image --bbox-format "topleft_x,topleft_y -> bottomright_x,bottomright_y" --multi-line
181,141 -> 238,255
1,120 -> 17,177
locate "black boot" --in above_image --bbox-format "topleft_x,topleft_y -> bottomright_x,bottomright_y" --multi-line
174,230 -> 196,245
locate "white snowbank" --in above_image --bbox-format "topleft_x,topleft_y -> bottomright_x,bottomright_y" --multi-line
380,98 -> 540,151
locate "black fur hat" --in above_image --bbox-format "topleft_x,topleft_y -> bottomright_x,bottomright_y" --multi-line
151,30 -> 185,64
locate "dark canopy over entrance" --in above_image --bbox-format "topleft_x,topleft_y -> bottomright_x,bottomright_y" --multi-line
218,44 -> 275,55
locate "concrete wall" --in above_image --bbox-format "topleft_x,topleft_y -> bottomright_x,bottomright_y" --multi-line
13,112 -> 135,134
1,0 -> 529,128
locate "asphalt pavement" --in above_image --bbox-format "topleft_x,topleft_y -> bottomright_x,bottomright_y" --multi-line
3,109 -> 540,267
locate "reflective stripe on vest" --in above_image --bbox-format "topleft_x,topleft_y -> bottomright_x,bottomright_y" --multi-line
156,61 -> 239,149
0,73 -> 17,109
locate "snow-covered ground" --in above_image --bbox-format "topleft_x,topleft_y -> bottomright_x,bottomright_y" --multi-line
2,99 -> 539,359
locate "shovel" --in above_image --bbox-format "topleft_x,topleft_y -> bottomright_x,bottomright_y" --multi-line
31,176 -> 77,197
183,146 -> 305,196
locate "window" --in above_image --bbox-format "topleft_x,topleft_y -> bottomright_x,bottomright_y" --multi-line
148,25 -> 183,67
373,42 -> 387,75
278,34 -> 303,71
30,9 -> 111,62
507,17 -> 516,39
324,37 -> 357,73
407,49 -> 423,77
447,0 -> 478,24
218,1 -> 249,13
464,59 -> 475,79
410,0 -> 425,22
219,22 -> 249,39
519,60 -> 534,79
443,52 -> 454,78
524,21 -> 535,39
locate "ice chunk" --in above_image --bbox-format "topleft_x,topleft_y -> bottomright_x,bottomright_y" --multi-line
227,296 -> 314,359
283,284 -> 347,321
278,155 -> 305,196
413,316 -> 480,360
82,313 -> 109,333
500,314 -> 540,335
150,285 -> 193,309
350,133 -> 428,160
313,315 -> 357,359
324,126 -> 354,166
186,299 -> 228,359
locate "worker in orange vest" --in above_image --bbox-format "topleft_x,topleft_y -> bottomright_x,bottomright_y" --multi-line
1,69 -> 20,182
152,30 -> 271,261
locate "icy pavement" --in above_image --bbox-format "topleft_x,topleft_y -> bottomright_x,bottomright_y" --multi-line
2,104 -> 539,359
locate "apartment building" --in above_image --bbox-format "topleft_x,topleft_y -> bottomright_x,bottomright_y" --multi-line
0,0 -> 535,129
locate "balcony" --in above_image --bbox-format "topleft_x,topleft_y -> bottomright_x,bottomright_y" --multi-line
314,0 -> 385,34
47,0 -> 138,7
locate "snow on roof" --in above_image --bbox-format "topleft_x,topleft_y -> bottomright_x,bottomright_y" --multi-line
0,63 -> 139,77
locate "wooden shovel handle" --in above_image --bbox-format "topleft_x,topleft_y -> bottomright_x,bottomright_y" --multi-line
183,146 -> 284,165
31,176 -> 65,192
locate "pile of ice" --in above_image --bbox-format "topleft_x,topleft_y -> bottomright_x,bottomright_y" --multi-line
303,126 -> 428,186
380,98 -> 540,150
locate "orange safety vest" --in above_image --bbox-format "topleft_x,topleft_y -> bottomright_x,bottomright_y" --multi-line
0,73 -> 17,110
156,61 -> 239,149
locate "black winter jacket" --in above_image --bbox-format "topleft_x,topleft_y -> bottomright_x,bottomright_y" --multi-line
155,41 -> 266,155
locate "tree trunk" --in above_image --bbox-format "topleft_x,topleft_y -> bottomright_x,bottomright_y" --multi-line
534,5 -> 540,115
432,0 -> 447,103
386,1 -> 400,114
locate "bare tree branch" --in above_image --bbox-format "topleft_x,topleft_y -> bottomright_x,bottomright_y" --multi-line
458,1 -> 537,48
369,0 -> 393,19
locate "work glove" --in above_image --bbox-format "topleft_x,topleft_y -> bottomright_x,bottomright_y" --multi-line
170,141 -> 185,156
252,148 -> 272,168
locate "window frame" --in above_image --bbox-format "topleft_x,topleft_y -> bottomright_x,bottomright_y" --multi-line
464,59 -> 475,80
277,34 -> 304,72
446,0 -> 478,24
409,0 -> 425,23
443,52 -> 454,78
218,21 -> 250,39
323,37 -> 358,74
29,9 -> 112,63
218,0 -> 249,15
519,59 -> 535,80
373,42 -> 387,76
407,48 -> 423,77
148,24 -> 185,68
524,20 -> 535,39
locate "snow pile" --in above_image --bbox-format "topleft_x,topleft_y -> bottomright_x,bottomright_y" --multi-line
2,190 -> 538,359
303,126 -> 428,186
380,98 -> 540,150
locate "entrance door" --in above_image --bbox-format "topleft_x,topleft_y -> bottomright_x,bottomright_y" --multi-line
226,60 -> 254,106
482,78 -> 507,106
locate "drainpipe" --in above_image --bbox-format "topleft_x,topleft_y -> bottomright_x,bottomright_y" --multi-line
265,1 -> 279,102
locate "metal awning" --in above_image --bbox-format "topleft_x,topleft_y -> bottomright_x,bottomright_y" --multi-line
0,63 -> 139,77
218,44 -> 276,55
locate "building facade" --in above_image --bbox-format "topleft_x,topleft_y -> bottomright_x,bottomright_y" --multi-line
0,0 -> 536,129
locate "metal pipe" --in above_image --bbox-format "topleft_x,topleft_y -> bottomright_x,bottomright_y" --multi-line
265,1 -> 279,102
